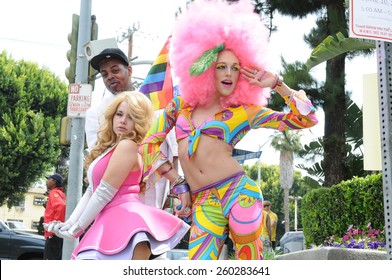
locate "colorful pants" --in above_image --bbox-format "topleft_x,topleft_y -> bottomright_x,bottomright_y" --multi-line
189,171 -> 264,260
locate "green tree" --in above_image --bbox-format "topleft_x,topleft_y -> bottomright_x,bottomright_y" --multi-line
267,0 -> 374,187
298,98 -> 372,183
0,51 -> 68,207
244,162 -> 312,242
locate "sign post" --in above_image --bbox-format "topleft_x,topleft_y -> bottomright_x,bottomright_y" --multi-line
350,0 -> 392,259
62,0 -> 92,260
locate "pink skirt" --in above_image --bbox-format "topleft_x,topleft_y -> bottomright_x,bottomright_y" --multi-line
71,193 -> 190,260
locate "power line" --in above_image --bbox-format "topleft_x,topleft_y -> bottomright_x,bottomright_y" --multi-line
0,37 -> 65,48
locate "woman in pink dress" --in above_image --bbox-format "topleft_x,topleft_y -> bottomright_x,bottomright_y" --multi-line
46,91 -> 189,260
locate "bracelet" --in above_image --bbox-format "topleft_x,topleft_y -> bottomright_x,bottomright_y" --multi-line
170,175 -> 185,189
159,166 -> 173,176
255,69 -> 266,81
271,74 -> 283,89
172,182 -> 190,195
285,90 -> 295,106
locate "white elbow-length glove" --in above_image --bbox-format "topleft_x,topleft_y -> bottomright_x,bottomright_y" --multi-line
57,180 -> 118,240
46,184 -> 93,235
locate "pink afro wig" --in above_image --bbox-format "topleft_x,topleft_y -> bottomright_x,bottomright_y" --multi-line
170,0 -> 272,108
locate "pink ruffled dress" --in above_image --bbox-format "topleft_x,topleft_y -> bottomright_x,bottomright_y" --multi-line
71,147 -> 190,260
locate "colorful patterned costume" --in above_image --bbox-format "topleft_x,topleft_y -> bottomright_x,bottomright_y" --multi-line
72,146 -> 190,260
140,94 -> 317,259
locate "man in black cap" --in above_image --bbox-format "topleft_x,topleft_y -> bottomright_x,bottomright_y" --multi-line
85,48 -> 133,148
43,173 -> 66,260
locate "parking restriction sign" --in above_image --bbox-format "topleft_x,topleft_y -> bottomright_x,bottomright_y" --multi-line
67,83 -> 92,118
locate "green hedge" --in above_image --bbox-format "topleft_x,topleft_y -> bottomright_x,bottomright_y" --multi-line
301,174 -> 384,246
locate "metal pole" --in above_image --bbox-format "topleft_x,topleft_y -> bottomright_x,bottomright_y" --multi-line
376,40 -> 392,260
294,198 -> 297,231
62,0 -> 92,260
257,145 -> 261,187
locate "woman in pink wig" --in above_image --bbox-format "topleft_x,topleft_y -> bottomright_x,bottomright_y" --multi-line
140,0 -> 318,260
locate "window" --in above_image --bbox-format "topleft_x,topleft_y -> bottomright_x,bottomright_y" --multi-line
31,221 -> 39,229
33,196 -> 46,206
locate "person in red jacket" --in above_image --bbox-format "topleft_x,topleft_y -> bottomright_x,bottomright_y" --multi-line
43,173 -> 66,260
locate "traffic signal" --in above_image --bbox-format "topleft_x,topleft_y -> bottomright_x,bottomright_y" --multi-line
59,116 -> 87,148
60,116 -> 71,146
65,14 -> 79,84
88,15 -> 98,89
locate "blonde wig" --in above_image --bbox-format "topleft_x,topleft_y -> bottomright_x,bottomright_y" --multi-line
85,91 -> 155,169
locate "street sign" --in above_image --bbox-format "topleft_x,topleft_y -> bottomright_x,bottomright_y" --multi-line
67,83 -> 92,118
232,149 -> 262,164
349,0 -> 392,42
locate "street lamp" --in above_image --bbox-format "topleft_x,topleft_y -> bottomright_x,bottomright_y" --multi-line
289,196 -> 302,231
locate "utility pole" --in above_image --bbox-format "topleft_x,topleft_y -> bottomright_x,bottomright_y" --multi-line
118,23 -> 140,61
62,0 -> 92,260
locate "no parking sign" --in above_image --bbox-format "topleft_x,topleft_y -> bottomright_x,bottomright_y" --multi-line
67,83 -> 92,118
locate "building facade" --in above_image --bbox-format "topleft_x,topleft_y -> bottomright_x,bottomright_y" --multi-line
0,187 -> 46,232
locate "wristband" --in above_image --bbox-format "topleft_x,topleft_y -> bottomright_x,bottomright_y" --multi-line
172,183 -> 190,195
170,176 -> 185,188
286,90 -> 295,106
271,74 -> 283,89
160,166 -> 173,176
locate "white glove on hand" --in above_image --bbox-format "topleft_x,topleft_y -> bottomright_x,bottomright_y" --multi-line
64,184 -> 93,226
56,228 -> 76,240
46,185 -> 94,239
46,221 -> 63,233
50,221 -> 73,236
43,221 -> 59,231
66,180 -> 118,238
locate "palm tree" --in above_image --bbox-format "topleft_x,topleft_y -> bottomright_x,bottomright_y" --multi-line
270,130 -> 302,232
266,0 -> 374,187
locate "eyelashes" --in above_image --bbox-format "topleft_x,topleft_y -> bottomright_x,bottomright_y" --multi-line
215,63 -> 240,71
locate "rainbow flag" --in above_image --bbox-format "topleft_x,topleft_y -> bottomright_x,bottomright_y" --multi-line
140,36 -> 173,110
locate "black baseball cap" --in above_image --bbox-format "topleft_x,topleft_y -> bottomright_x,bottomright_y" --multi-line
90,48 -> 129,71
45,173 -> 63,185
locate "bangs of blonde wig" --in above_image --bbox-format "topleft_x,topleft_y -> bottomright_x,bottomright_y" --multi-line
170,0 -> 273,108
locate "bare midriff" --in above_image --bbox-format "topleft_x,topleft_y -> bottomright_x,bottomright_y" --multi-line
178,134 -> 243,192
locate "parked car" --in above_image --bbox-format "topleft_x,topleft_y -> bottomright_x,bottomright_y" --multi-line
278,231 -> 305,254
0,220 -> 45,260
4,221 -> 38,235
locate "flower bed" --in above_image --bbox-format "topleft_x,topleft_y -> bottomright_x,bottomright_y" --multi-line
322,223 -> 385,250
